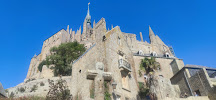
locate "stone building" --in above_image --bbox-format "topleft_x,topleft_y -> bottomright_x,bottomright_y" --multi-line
0,82 -> 7,98
7,3 -> 215,100
171,65 -> 216,100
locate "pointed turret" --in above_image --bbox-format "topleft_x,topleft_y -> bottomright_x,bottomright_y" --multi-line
67,25 -> 69,34
149,26 -> 156,44
140,32 -> 144,42
149,26 -> 155,37
93,20 -> 96,28
149,26 -> 166,45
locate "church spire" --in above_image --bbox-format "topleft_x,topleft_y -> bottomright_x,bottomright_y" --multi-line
149,26 -> 156,44
87,2 -> 90,17
86,2 -> 91,22
149,26 -> 155,37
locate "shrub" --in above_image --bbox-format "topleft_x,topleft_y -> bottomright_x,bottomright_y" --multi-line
40,82 -> 45,86
138,82 -> 149,99
18,87 -> 25,93
9,92 -> 15,98
30,85 -> 38,92
90,82 -> 95,99
104,82 -> 111,100
38,60 -> 47,72
25,78 -> 36,83
46,77 -> 72,100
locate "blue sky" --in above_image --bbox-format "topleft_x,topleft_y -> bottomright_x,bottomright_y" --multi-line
0,0 -> 216,89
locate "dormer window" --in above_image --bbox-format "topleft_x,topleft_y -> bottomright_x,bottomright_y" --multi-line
165,52 -> 170,58
138,50 -> 144,55
151,51 -> 157,57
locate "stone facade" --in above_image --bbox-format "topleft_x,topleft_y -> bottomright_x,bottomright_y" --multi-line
0,82 -> 7,98
7,3 -> 215,100
171,65 -> 216,100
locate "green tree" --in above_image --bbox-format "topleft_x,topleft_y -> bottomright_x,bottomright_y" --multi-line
139,57 -> 160,99
38,41 -> 86,76
140,57 -> 160,74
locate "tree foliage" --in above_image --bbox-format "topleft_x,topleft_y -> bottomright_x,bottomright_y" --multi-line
46,77 -> 72,100
138,82 -> 149,99
38,60 -> 47,72
38,41 -> 86,76
140,57 -> 160,74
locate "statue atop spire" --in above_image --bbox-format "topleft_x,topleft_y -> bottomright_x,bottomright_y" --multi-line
85,2 -> 91,24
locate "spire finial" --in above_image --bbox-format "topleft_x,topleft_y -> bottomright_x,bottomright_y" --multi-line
88,2 -> 90,16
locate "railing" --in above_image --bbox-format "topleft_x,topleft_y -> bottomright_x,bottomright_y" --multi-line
133,53 -> 178,59
118,59 -> 131,71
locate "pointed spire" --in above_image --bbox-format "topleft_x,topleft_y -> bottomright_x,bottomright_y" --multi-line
67,25 -> 69,34
70,28 -> 72,34
86,2 -> 91,19
149,26 -> 155,37
149,26 -> 156,44
87,2 -> 90,16
140,32 -> 144,42
93,20 -> 96,28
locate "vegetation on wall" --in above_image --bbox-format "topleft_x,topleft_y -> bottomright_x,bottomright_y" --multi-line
38,41 -> 86,76
30,85 -> 38,92
9,92 -> 15,98
138,82 -> 149,99
104,82 -> 111,100
46,77 -> 72,100
90,81 -> 95,99
140,57 -> 160,74
18,87 -> 25,93
4,96 -> 45,100
40,82 -> 45,86
38,60 -> 47,72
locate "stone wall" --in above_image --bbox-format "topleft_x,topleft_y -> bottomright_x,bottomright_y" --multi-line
7,76 -> 71,98
171,70 -> 192,97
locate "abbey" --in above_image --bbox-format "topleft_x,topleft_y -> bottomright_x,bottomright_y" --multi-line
6,3 -> 216,100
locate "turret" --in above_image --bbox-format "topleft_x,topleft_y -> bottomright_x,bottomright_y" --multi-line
149,26 -> 156,44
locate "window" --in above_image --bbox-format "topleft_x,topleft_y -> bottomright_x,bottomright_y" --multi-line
121,72 -> 130,91
118,36 -> 121,45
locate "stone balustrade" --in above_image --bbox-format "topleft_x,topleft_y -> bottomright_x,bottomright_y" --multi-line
118,59 -> 131,72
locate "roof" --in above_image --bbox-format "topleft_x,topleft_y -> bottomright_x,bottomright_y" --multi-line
185,64 -> 216,70
0,82 -> 7,97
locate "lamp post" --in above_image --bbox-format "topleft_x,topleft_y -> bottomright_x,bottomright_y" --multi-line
112,80 -> 117,89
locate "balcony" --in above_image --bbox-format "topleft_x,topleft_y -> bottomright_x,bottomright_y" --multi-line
118,59 -> 131,72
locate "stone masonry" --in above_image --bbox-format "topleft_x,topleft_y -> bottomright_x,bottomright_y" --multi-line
7,3 -> 215,100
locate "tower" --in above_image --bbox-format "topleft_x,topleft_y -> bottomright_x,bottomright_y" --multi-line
82,2 -> 92,40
